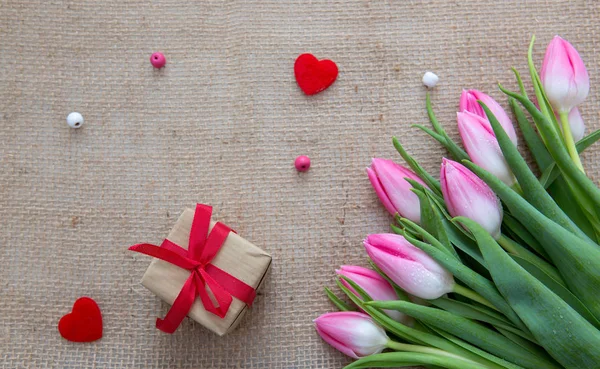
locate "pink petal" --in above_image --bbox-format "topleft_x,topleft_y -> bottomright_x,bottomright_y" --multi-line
440,159 -> 503,238
367,166 -> 397,215
370,159 -> 425,222
457,112 -> 515,186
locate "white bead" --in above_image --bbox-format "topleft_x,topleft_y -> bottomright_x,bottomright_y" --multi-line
66,112 -> 84,129
422,72 -> 439,88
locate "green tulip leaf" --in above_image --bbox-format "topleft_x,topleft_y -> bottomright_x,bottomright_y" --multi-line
480,101 -> 588,240
366,300 -> 560,369
484,97 -> 598,242
343,352 -> 497,369
425,93 -> 470,162
391,222 -> 407,235
324,287 -> 355,311
435,208 -> 489,269
494,327 -> 546,357
413,189 -> 457,258
406,189 -> 491,275
538,163 -> 561,189
392,136 -> 442,196
456,216 -> 600,369
539,131 -> 600,190
412,122 -> 467,163
510,67 -> 528,98
577,129 -> 600,152
444,222 -> 481,261
399,218 -> 527,331
427,325 -> 527,369
548,176 -> 598,241
392,221 -> 421,240
424,187 -> 448,210
501,213 -> 550,261
336,277 -> 495,365
336,278 -> 420,344
429,297 -> 533,342
418,192 -> 492,278
393,213 -> 425,236
508,98 -> 552,171
508,94 -> 598,240
497,234 -> 564,285
405,177 -> 444,205
464,303 -> 515,329
412,124 -> 447,144
510,254 -> 600,328
508,253 -> 563,288
339,275 -> 519,369
463,160 -> 600,321
499,86 -> 600,222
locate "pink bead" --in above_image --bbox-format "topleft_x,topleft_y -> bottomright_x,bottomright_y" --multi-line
150,52 -> 166,69
295,155 -> 311,172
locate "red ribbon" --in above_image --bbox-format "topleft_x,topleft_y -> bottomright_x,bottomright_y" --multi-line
129,204 -> 256,333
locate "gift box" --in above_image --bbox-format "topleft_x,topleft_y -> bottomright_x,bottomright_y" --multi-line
130,204 -> 272,335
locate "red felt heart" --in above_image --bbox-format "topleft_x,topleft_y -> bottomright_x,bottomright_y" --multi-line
294,53 -> 338,95
58,297 -> 103,342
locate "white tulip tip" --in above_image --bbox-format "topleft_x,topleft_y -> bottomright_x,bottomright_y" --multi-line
422,72 -> 439,88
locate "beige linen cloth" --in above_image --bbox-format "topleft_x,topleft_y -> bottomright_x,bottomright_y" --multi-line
1,1 -> 599,368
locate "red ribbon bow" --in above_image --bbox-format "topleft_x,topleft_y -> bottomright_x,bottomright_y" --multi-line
129,204 -> 256,333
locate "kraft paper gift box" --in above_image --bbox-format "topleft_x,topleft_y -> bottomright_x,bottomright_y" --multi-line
133,206 -> 272,336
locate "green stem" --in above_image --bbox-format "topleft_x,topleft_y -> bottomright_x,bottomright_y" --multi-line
528,36 -> 550,121
452,284 -> 499,312
559,111 -> 585,173
385,341 -> 501,369
497,234 -> 520,255
511,67 -> 528,97
510,181 -> 523,196
343,352 -> 506,369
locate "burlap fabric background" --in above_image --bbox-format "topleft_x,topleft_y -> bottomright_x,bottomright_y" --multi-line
1,1 -> 600,368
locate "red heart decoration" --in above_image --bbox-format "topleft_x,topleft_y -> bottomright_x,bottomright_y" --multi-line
58,297 -> 103,342
294,53 -> 338,95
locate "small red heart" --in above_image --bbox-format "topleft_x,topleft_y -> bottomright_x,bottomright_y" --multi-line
294,53 -> 338,95
58,297 -> 103,342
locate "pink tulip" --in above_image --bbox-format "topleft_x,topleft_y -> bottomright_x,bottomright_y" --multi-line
541,35 -> 589,113
363,234 -> 455,300
457,111 -> 516,186
314,312 -> 389,358
337,265 -> 408,323
440,158 -> 503,239
459,89 -> 518,146
367,158 -> 427,222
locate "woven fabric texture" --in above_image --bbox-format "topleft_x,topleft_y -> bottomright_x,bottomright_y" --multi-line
1,1 -> 599,368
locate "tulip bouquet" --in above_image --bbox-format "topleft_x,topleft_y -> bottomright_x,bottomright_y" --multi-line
316,35 -> 600,369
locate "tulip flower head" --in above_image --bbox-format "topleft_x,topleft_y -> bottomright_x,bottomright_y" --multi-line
457,111 -> 516,186
541,35 -> 589,114
367,158 -> 427,223
459,89 -> 518,146
440,158 -> 503,239
314,312 -> 389,358
337,265 -> 409,323
363,233 -> 455,300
